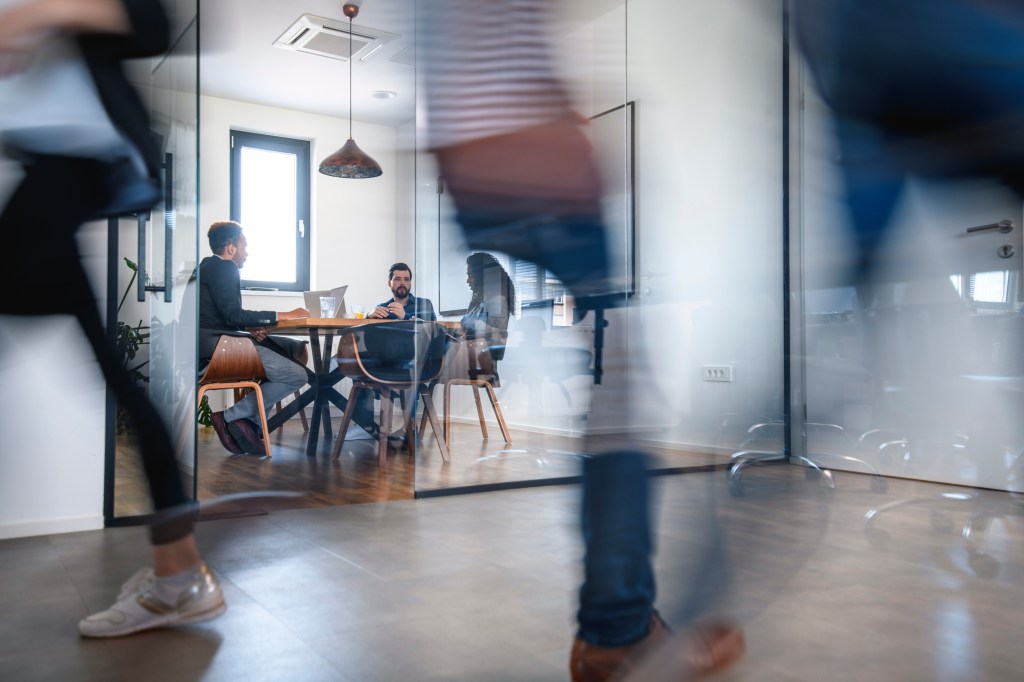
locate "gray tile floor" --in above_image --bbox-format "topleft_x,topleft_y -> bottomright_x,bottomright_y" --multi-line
3,466 -> 1024,681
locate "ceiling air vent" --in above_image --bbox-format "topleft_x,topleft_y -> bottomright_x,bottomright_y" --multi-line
389,46 -> 415,66
273,14 -> 400,62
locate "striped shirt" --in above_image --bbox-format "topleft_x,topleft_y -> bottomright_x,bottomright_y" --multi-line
421,0 -> 574,149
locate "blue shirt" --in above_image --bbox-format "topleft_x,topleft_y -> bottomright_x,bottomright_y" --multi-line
376,293 -> 437,321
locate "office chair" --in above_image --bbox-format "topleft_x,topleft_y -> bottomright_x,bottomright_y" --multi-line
333,320 -> 450,465
197,333 -> 272,458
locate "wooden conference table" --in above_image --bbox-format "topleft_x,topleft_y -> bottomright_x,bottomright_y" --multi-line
266,317 -> 459,457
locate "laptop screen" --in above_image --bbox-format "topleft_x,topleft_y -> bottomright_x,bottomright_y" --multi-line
303,285 -> 348,318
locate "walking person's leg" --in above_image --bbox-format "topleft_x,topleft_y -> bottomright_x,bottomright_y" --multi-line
0,154 -> 224,638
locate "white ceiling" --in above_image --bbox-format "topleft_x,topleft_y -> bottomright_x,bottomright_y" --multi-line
200,0 -> 416,127
199,0 -> 626,129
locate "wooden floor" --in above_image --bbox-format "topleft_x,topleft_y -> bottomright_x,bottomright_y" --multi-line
112,414 -> 723,518
9,468 -> 1024,680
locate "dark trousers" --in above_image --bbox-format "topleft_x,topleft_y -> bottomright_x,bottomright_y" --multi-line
455,203 -> 655,646
0,155 -> 191,545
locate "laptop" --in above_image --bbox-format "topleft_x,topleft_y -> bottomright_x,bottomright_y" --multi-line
303,285 -> 348,318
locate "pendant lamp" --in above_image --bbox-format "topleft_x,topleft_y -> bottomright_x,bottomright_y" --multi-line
318,1 -> 383,178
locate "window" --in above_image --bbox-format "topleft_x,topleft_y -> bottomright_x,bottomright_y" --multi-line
230,130 -> 310,291
513,260 -> 563,304
950,270 -> 1014,310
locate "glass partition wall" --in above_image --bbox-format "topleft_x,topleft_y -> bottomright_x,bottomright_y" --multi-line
413,0 -> 787,496
110,4 -> 200,520
793,50 -> 1024,496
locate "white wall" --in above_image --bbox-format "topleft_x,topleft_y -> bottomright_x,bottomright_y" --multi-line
628,0 -> 785,451
424,0 -> 785,449
0,160 -> 108,539
200,95 -> 401,312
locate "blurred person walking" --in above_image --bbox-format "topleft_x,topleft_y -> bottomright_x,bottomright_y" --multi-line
0,0 -> 224,637
421,1 -> 744,679
794,0 -> 1024,278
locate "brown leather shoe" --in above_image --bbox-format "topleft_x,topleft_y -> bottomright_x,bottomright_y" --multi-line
227,418 -> 265,455
211,411 -> 244,455
571,615 -> 745,682
571,613 -> 671,682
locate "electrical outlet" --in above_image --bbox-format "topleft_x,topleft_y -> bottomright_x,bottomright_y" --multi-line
702,365 -> 734,382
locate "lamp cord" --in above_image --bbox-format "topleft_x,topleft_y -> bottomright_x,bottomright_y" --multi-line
349,16 -> 353,140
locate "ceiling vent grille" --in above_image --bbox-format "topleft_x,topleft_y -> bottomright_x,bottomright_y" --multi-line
389,47 -> 415,66
273,14 -> 400,62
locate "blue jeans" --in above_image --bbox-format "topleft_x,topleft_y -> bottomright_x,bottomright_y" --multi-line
225,344 -> 308,424
455,204 -> 655,646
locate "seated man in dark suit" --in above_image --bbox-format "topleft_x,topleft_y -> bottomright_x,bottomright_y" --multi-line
199,221 -> 310,454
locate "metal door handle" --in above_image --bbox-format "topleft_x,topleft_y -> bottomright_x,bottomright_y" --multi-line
137,212 -> 149,302
135,152 -> 174,302
161,152 -> 173,303
966,219 -> 1013,234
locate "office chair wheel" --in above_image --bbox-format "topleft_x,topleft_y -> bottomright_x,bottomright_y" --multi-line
819,469 -> 837,499
727,471 -> 745,497
870,476 -> 889,494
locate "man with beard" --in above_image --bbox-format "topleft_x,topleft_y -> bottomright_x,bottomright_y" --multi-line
368,262 -> 437,321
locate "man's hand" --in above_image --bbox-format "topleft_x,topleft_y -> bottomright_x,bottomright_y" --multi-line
369,306 -> 390,319
386,302 -> 405,319
250,326 -> 269,343
277,307 -> 309,322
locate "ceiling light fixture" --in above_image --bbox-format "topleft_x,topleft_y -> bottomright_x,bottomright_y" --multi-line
318,1 -> 382,179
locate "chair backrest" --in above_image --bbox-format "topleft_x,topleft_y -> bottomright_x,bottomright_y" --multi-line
338,320 -> 449,386
199,335 -> 266,385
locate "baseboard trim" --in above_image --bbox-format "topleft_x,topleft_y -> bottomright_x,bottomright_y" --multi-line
0,514 -> 104,541
414,462 -> 732,499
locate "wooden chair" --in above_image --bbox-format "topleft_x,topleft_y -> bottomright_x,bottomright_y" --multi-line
440,337 -> 511,448
234,338 -> 310,432
198,334 -> 273,459
332,321 -> 449,466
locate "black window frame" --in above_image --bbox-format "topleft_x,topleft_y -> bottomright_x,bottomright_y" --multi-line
229,130 -> 311,291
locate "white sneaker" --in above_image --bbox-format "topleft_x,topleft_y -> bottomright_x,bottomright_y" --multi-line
346,423 -> 376,440
79,562 -> 226,638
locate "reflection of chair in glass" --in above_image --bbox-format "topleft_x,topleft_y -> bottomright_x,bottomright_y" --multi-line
498,314 -> 594,410
728,312 -> 887,496
332,321 -> 449,466
197,333 -> 272,459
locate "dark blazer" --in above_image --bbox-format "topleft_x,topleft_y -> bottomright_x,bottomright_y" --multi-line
198,256 -> 278,361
